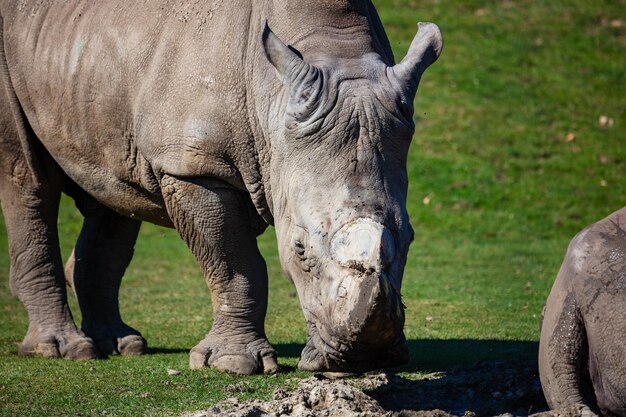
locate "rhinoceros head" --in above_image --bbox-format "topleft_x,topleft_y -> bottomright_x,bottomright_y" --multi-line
262,22 -> 442,372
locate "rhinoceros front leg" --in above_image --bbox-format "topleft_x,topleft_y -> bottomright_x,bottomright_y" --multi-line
65,207 -> 146,356
161,175 -> 278,374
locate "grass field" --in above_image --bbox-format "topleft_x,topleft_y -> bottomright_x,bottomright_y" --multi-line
1,1 -> 625,415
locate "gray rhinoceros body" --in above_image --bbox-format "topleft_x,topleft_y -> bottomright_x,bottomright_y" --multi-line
539,207 -> 626,416
0,0 -> 442,373
2,1 -> 272,226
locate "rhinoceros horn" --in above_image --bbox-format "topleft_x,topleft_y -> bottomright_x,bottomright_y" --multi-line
391,22 -> 443,97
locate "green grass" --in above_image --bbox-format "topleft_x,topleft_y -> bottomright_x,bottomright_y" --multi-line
1,0 -> 625,415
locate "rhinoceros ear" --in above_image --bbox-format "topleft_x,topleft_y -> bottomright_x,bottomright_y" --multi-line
391,22 -> 443,98
262,22 -> 324,126
262,22 -> 304,80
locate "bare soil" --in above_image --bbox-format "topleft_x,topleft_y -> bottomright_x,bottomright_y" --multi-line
182,360 -> 588,417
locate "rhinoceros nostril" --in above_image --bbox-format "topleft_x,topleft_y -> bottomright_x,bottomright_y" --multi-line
330,218 -> 395,272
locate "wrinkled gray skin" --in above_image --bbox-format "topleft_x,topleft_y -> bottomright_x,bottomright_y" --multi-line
539,207 -> 626,416
0,0 -> 442,374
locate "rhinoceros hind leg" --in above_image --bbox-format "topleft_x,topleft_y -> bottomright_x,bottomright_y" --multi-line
65,207 -> 146,357
0,143 -> 97,360
161,175 -> 276,374
0,22 -> 98,359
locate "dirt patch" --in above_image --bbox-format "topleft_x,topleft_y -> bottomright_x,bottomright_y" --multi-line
182,360 -> 588,417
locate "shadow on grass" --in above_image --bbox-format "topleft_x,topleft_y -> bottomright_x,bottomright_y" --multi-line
274,342 -> 305,359
275,339 -> 546,415
146,347 -> 189,355
274,338 -> 538,371
374,339 -> 547,415
403,338 -> 538,371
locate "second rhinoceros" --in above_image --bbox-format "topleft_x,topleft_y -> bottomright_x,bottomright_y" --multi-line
0,0 -> 442,374
539,207 -> 626,415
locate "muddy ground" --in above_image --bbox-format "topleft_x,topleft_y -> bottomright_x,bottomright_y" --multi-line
182,360 -> 588,417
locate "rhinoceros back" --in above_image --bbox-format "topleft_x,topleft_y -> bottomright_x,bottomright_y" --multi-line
0,0 -> 258,225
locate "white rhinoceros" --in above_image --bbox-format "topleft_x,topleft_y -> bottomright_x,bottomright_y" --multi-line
0,0 -> 442,374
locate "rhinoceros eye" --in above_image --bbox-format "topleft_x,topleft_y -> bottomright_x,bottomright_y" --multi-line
291,224 -> 309,260
294,240 -> 306,256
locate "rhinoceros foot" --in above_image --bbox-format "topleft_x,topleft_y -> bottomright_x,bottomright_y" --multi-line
82,324 -> 147,357
297,327 -> 409,373
19,327 -> 97,360
189,331 -> 278,375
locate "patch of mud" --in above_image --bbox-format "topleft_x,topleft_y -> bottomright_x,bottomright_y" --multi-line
184,375 -> 384,417
182,360 -> 588,417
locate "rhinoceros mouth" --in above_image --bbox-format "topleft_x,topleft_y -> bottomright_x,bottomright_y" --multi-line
298,315 -> 409,373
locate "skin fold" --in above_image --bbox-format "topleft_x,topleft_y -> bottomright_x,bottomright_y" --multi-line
539,207 -> 626,416
0,0 -> 442,373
